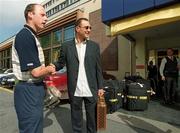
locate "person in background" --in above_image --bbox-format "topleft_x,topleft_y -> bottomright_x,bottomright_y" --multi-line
160,48 -> 179,104
148,61 -> 157,79
12,4 -> 55,133
102,71 -> 116,80
53,18 -> 104,133
147,60 -> 158,92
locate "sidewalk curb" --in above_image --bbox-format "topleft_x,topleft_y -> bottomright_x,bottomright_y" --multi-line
0,87 -> 13,93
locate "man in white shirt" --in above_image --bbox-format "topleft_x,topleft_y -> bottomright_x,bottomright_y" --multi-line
53,18 -> 104,133
160,48 -> 179,104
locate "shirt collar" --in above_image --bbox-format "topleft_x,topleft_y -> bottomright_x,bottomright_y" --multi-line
168,56 -> 173,58
75,38 -> 87,45
24,24 -> 37,36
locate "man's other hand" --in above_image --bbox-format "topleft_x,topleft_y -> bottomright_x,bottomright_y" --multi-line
98,89 -> 104,97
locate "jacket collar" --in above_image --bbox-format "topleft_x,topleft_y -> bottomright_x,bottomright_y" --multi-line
24,24 -> 37,37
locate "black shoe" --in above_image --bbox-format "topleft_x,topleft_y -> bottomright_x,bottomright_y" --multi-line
162,101 -> 168,105
169,101 -> 175,105
163,99 -> 171,105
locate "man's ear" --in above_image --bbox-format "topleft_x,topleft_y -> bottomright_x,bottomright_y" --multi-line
75,26 -> 79,32
28,12 -> 34,20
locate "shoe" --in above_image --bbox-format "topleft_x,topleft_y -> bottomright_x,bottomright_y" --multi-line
169,101 -> 175,105
163,100 -> 171,105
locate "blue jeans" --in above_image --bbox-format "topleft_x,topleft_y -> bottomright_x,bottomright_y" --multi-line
14,82 -> 45,133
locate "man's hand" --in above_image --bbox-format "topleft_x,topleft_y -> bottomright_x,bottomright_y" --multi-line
48,63 -> 56,74
46,65 -> 56,74
161,76 -> 165,81
98,89 -> 104,97
49,63 -> 56,68
31,64 -> 56,78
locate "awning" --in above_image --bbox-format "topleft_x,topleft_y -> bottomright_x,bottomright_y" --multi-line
110,3 -> 180,36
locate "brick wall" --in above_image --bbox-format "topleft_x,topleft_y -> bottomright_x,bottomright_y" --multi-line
89,9 -> 118,71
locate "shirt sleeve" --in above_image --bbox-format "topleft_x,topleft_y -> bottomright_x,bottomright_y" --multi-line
159,58 -> 167,77
95,43 -> 103,89
14,29 -> 41,72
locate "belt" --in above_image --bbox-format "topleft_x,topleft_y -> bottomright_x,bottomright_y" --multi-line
18,80 -> 44,85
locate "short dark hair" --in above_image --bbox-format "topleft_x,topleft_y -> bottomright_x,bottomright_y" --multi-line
75,18 -> 89,27
167,48 -> 174,52
24,3 -> 38,21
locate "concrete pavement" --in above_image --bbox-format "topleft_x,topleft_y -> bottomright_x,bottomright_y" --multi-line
0,87 -> 180,133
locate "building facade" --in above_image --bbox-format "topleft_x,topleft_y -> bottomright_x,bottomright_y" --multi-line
0,0 -> 118,78
0,36 -> 15,69
102,0 -> 180,78
1,0 -> 180,80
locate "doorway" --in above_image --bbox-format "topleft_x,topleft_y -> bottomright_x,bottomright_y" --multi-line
147,48 -> 179,98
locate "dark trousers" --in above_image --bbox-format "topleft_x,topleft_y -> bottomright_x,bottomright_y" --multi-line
163,77 -> 177,103
14,82 -> 45,133
70,96 -> 97,133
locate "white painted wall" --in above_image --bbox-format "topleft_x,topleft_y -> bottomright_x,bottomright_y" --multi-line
107,35 -> 131,80
147,35 -> 180,50
135,37 -> 146,78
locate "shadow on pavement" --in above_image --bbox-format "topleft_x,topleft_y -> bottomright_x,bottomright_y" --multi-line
43,105 -> 72,133
43,101 -> 87,133
118,114 -> 172,133
118,100 -> 180,129
43,108 -> 54,128
160,102 -> 180,111
53,106 -> 73,133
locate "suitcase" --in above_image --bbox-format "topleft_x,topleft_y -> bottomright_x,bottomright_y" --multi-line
136,79 -> 153,101
97,95 -> 107,130
117,80 -> 126,107
104,87 -> 118,114
126,83 -> 148,111
103,80 -> 124,113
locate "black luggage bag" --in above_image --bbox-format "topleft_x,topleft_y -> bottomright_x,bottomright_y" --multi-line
136,79 -> 152,101
103,80 -> 124,113
126,83 -> 148,111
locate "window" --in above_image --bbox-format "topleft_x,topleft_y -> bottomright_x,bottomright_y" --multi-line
43,49 -> 51,66
52,30 -> 62,45
58,4 -> 62,10
7,48 -> 10,57
52,47 -> 60,62
40,34 -> 51,48
46,0 -> 80,17
64,25 -> 75,42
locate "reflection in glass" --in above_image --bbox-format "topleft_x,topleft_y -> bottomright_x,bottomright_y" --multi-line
64,25 -> 75,42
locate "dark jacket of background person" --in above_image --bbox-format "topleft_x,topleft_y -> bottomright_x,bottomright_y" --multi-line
147,61 -> 157,79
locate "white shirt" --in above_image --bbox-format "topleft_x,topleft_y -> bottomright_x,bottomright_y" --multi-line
74,39 -> 92,97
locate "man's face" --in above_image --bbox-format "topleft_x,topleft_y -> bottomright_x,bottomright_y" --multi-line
31,5 -> 47,31
76,20 -> 91,39
167,49 -> 173,56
